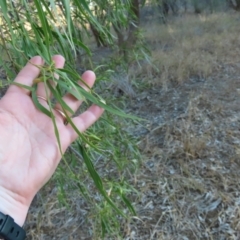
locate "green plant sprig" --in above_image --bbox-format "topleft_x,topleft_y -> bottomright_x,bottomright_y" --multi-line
12,62 -> 139,219
0,0 -> 142,236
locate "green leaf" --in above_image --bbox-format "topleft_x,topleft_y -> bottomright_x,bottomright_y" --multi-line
12,82 -> 34,91
40,0 -> 56,22
31,86 -> 52,118
77,142 -> 126,217
72,81 -> 141,119
121,193 -> 136,215
0,0 -> 7,14
42,74 -> 63,155
47,82 -> 74,115
33,0 -> 51,59
57,80 -> 85,101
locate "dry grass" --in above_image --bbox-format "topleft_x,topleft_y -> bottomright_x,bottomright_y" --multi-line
123,11 -> 240,240
125,71 -> 240,237
139,12 -> 240,86
24,10 -> 240,239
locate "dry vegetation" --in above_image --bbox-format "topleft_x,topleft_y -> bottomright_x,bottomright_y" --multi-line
24,11 -> 240,239
142,12 -> 240,85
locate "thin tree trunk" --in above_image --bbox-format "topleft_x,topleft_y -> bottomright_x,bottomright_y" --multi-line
112,0 -> 140,62
90,23 -> 108,47
123,0 -> 140,61
228,0 -> 240,11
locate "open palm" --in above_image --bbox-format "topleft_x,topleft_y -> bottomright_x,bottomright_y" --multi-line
0,55 -> 104,226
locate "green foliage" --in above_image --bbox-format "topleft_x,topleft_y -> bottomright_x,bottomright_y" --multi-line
52,113 -> 141,237
0,0 -> 142,237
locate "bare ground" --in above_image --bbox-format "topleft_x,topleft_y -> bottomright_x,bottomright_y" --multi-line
123,62 -> 240,239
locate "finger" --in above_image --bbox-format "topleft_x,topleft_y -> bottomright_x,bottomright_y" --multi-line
54,70 -> 96,117
36,55 -> 65,104
7,56 -> 44,95
66,105 -> 104,142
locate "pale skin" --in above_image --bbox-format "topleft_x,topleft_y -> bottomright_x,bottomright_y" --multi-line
0,55 -> 104,227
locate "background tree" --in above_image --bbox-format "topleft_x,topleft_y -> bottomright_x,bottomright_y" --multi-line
156,0 -> 179,24
227,0 -> 240,11
111,0 -> 141,61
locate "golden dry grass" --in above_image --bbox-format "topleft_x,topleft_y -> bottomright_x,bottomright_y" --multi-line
140,12 -> 240,86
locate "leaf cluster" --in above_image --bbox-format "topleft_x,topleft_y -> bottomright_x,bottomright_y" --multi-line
0,0 -> 142,237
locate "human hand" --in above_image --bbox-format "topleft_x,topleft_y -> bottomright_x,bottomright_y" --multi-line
0,55 -> 104,226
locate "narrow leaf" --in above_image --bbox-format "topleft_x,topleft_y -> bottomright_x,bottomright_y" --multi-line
77,143 -> 125,217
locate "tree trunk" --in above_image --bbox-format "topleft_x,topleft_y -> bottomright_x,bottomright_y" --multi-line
112,22 -> 125,54
112,0 -> 140,61
228,0 -> 240,11
90,23 -> 108,47
125,0 -> 140,47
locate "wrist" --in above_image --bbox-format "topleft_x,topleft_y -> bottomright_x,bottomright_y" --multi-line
0,186 -> 29,227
